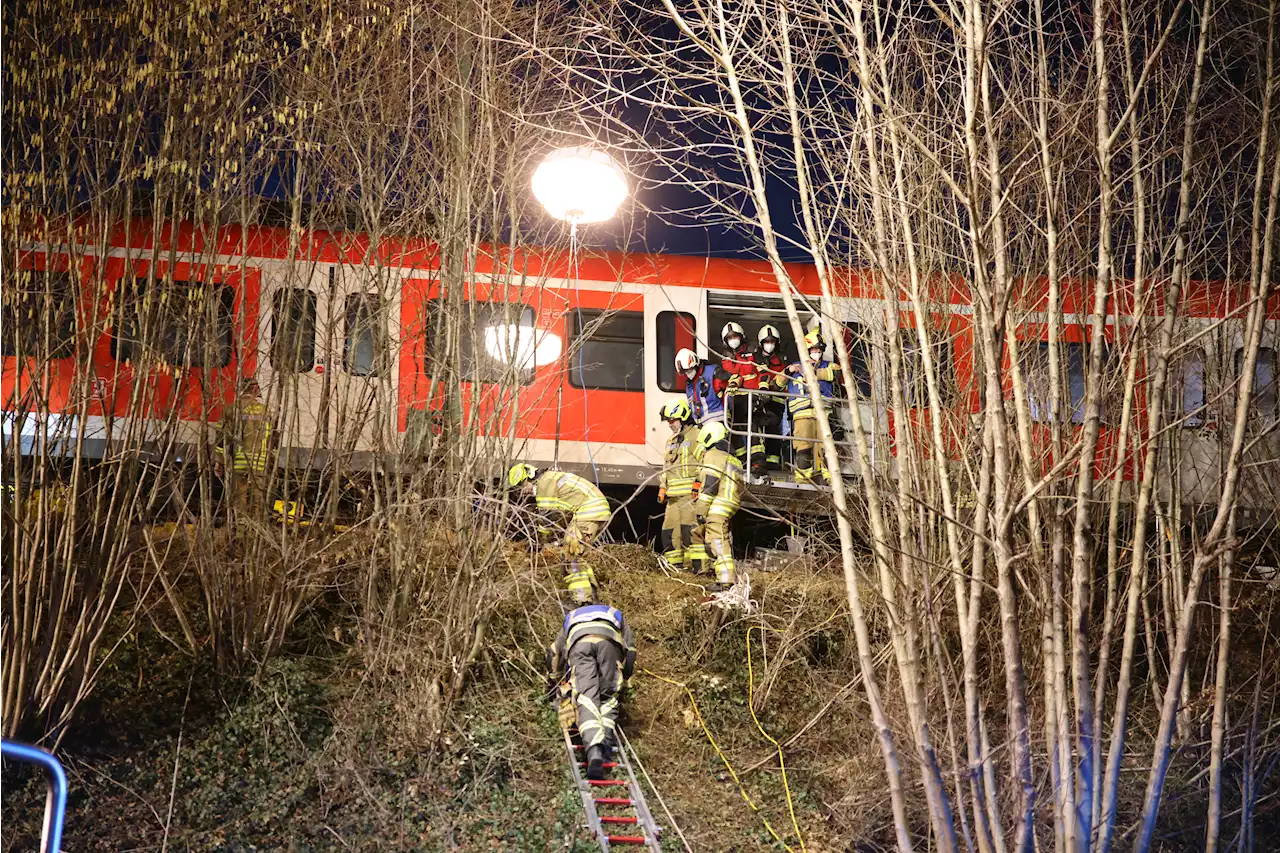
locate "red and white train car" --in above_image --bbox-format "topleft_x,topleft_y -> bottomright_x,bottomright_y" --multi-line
4,220 -> 1277,508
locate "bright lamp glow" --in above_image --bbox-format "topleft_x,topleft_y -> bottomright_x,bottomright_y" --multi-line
484,325 -> 563,370
531,147 -> 629,225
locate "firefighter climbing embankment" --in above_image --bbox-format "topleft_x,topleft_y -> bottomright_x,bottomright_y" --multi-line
546,602 -> 636,779
786,330 -> 841,484
657,399 -> 702,574
509,463 -> 611,603
690,420 -> 743,591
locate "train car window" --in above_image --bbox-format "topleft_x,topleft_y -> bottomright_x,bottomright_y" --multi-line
1234,346 -> 1279,422
3,270 -> 76,359
423,300 -> 536,384
111,278 -> 234,368
1026,341 -> 1114,424
569,308 -> 644,392
344,293 -> 385,377
842,322 -> 873,397
656,311 -> 696,391
902,330 -> 952,407
1179,352 -> 1206,427
271,289 -> 317,373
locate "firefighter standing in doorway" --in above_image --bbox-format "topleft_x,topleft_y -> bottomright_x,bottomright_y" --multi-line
753,324 -> 789,473
675,348 -> 725,424
691,420 -> 743,591
223,379 -> 274,518
509,464 -> 611,604
717,322 -> 766,475
657,399 -> 702,573
786,329 -> 841,483
546,602 -> 636,780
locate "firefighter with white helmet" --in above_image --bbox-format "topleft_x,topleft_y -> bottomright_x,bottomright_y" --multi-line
718,321 -> 765,473
690,420 -> 743,591
657,398 -> 702,572
754,324 -> 790,472
509,463 -> 611,603
675,347 -> 726,424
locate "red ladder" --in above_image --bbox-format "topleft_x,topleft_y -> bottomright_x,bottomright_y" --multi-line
562,728 -> 663,852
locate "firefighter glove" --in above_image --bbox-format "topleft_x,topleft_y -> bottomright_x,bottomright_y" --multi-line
657,487 -> 666,504
558,697 -> 577,730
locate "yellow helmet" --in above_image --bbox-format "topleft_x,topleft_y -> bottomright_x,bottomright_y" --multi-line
660,398 -> 692,422
696,420 -> 729,452
507,463 -> 537,488
803,328 -> 825,350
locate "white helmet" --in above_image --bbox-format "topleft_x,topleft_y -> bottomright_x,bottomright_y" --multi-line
757,324 -> 780,344
721,322 -> 746,348
674,348 -> 699,373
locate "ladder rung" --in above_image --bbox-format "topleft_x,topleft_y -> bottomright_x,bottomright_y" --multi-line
600,815 -> 639,824
594,796 -> 633,806
606,835 -> 648,845
587,778 -> 629,786
579,761 -> 619,769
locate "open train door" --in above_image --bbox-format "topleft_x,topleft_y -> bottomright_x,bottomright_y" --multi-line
644,284 -> 705,469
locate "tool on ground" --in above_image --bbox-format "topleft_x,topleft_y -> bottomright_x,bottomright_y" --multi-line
562,725 -> 662,852
1,738 -> 67,853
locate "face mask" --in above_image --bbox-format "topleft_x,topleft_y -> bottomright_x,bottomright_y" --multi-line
727,336 -> 742,350
809,349 -> 823,362
685,368 -> 697,379
763,342 -> 776,354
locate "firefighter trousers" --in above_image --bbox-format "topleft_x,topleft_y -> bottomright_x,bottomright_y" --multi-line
791,415 -> 830,483
568,635 -> 625,749
563,519 -> 605,603
693,513 -> 737,584
758,401 -> 785,468
660,496 -> 697,568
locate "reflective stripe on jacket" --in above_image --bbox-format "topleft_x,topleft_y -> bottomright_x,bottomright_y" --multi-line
659,423 -> 700,497
233,400 -> 273,473
787,361 -> 839,417
696,447 -> 743,518
548,604 -> 637,681
535,471 -> 610,522
685,363 -> 725,423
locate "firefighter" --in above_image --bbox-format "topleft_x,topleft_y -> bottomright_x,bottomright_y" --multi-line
753,324 -> 789,473
509,463 -> 611,603
718,322 -> 766,473
691,420 -> 743,591
546,602 -> 636,780
223,379 -> 273,517
657,399 -> 701,572
675,348 -> 725,424
785,329 -> 841,483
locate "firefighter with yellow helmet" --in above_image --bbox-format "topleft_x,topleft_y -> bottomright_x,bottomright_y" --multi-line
657,398 -> 701,572
220,378 -> 274,517
690,420 -> 743,591
509,463 -> 611,603
785,328 -> 841,483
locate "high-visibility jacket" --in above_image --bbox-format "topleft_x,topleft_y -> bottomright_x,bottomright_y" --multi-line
695,447 -> 744,519
685,363 -> 726,423
547,604 -> 638,680
754,351 -> 790,394
233,400 -> 273,473
659,423 -> 700,498
787,360 -> 840,419
718,349 -> 760,390
535,471 -> 610,522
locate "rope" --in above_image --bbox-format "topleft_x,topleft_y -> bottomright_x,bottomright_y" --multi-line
640,666 -> 802,853
746,625 -> 807,852
618,727 -> 694,853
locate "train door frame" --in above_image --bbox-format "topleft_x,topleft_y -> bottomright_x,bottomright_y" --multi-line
644,284 -> 705,465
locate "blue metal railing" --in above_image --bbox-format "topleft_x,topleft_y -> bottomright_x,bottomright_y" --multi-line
2,738 -> 68,853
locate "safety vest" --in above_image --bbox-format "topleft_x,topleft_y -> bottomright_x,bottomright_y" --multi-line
685,363 -> 725,423
696,447 -> 744,519
787,361 -> 840,418
233,400 -> 273,473
659,423 -> 700,497
535,471 -> 610,522
719,350 -> 760,390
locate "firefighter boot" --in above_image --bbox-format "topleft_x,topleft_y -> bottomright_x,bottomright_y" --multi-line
586,744 -> 607,780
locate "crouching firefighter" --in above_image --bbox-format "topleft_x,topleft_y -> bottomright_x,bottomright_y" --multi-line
508,464 -> 611,603
546,602 -> 637,780
657,399 -> 702,572
691,421 -> 743,592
